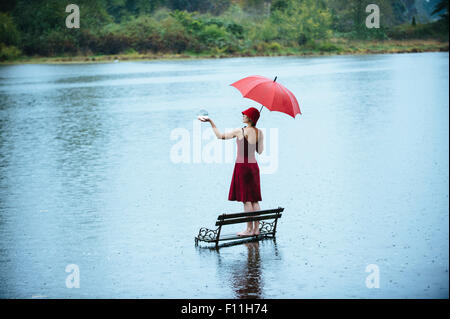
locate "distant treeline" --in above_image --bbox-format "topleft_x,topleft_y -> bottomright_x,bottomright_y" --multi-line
0,0 -> 448,60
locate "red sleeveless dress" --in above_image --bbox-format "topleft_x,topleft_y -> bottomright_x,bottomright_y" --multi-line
228,127 -> 262,202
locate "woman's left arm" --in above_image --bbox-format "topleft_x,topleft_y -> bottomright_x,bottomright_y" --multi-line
257,129 -> 264,154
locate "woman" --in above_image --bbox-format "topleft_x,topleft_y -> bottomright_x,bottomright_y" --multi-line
199,107 -> 264,236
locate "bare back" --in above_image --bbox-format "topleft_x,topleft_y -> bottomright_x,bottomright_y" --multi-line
240,126 -> 259,144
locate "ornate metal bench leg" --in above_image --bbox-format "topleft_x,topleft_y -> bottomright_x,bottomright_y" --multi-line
215,225 -> 222,248
260,219 -> 278,238
273,215 -> 279,237
274,212 -> 282,237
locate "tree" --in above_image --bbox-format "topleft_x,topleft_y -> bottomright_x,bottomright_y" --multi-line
168,0 -> 230,14
432,0 -> 449,22
270,0 -> 332,45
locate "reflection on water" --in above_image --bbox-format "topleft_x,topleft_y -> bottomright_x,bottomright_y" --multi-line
0,53 -> 448,298
230,241 -> 262,299
201,237 -> 281,298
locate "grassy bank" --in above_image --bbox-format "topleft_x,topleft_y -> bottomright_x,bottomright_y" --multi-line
2,38 -> 448,64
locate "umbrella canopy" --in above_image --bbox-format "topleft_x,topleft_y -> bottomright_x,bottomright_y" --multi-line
230,75 -> 301,118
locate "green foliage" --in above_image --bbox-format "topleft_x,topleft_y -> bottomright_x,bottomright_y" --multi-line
123,16 -> 162,52
247,19 -> 278,43
159,15 -> 194,53
242,0 -> 267,15
0,44 -> 21,61
270,0 -> 333,45
168,0 -> 230,15
170,10 -> 203,32
220,3 -> 246,21
153,7 -> 172,21
226,22 -> 244,39
268,41 -> 282,52
431,0 -> 449,21
0,0 -> 448,61
0,12 -> 19,45
198,24 -> 227,45
271,0 -> 288,12
305,40 -> 341,52
388,19 -> 449,41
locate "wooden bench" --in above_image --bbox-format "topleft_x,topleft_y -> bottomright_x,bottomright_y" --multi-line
195,207 -> 284,248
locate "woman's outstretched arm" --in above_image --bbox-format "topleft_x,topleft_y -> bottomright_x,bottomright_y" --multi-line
199,117 -> 240,140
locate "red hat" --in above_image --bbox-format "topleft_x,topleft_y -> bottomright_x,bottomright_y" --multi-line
242,107 -> 260,126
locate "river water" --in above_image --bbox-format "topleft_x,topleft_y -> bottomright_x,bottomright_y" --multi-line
0,52 -> 448,298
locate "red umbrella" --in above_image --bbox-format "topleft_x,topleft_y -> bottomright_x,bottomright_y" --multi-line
230,75 -> 301,118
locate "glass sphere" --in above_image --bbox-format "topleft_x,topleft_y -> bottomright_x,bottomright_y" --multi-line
197,109 -> 209,117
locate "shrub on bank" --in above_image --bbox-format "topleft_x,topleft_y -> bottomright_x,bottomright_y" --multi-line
0,44 -> 22,61
387,20 -> 449,41
303,40 -> 342,52
268,41 -> 282,52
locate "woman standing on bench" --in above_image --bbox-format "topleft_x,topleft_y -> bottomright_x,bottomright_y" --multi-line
199,107 -> 264,236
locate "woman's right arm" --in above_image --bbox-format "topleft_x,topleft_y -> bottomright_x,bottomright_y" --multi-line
199,117 -> 240,140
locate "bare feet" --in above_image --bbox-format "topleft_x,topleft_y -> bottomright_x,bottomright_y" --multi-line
237,229 -> 253,236
252,229 -> 260,236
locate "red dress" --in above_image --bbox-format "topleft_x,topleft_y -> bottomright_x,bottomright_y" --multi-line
228,127 -> 262,202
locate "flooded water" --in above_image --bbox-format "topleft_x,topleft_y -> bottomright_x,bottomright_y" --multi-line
0,52 -> 448,298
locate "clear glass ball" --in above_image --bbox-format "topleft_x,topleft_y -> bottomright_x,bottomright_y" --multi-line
197,109 -> 209,117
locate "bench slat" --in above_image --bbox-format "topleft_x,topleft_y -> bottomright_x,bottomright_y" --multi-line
215,213 -> 281,226
217,207 -> 284,220
198,231 -> 274,242
218,231 -> 274,241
